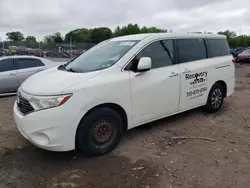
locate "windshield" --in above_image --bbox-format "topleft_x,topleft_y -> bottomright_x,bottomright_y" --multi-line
65,40 -> 139,72
241,49 -> 250,54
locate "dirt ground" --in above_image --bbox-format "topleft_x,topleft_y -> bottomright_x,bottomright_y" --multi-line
0,64 -> 250,188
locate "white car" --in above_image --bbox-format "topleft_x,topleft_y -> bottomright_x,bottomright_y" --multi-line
13,33 -> 235,156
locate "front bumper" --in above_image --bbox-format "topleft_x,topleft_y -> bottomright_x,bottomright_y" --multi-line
13,102 -> 86,152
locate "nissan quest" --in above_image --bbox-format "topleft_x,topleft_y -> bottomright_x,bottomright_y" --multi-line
13,33 -> 235,156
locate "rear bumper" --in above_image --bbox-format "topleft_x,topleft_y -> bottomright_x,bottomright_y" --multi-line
226,76 -> 235,97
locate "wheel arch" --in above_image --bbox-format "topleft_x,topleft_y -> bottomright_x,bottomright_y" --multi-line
76,103 -> 128,138
214,80 -> 227,97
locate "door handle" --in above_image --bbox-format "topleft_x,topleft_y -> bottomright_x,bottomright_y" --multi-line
8,73 -> 16,76
182,68 -> 191,74
169,72 -> 179,77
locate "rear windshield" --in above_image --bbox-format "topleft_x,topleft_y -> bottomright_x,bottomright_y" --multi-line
241,49 -> 250,54
65,40 -> 139,72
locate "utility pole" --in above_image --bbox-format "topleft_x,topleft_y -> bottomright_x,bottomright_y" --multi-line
39,42 -> 41,57
0,36 -> 4,49
70,36 -> 72,58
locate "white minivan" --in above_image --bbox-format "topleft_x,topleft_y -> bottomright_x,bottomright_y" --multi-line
14,33 -> 235,156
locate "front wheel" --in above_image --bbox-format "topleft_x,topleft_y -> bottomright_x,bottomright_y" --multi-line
203,83 -> 225,113
76,107 -> 123,156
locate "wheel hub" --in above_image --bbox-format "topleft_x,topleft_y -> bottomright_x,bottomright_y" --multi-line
91,120 -> 114,144
211,88 -> 223,109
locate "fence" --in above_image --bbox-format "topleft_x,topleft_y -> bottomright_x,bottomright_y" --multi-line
1,41 -> 96,50
0,41 -> 97,58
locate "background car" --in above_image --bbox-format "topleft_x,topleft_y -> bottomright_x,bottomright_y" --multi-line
236,49 -> 250,63
231,47 -> 247,57
31,49 -> 44,57
0,55 -> 63,95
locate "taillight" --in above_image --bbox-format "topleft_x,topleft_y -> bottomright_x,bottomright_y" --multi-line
232,59 -> 236,63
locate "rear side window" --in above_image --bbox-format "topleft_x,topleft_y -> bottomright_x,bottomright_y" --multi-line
207,39 -> 230,57
177,39 -> 207,63
16,59 -> 44,69
0,58 -> 14,72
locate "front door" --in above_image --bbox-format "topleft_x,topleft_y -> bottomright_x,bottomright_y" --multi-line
177,38 -> 211,111
0,58 -> 18,93
129,40 -> 181,125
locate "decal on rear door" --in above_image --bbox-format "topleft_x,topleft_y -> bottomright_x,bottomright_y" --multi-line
185,71 -> 208,99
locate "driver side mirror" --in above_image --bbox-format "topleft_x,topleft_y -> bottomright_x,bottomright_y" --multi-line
136,57 -> 152,72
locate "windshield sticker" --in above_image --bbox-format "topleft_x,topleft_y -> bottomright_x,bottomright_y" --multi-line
119,42 -> 135,46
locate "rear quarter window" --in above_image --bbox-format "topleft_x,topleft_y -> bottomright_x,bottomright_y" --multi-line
207,39 -> 230,58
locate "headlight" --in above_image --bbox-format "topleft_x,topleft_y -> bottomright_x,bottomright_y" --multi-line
29,94 -> 72,111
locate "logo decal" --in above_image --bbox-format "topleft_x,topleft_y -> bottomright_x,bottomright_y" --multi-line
185,71 -> 209,99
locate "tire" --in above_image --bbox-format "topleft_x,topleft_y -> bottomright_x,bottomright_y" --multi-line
203,83 -> 225,113
76,107 -> 123,156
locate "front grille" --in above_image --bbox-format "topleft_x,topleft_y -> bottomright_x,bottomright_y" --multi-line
17,95 -> 34,115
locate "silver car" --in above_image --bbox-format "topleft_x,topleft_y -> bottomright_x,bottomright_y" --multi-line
0,55 -> 63,95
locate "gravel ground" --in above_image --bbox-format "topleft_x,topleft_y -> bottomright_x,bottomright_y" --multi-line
0,64 -> 250,188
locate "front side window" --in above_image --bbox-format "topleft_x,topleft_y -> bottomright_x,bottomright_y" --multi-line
207,39 -> 230,57
0,58 -> 14,72
162,40 -> 175,62
65,40 -> 139,72
177,39 -> 207,63
136,40 -> 174,69
16,59 -> 44,69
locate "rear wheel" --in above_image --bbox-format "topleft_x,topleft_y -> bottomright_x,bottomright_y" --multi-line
76,107 -> 123,156
203,83 -> 225,113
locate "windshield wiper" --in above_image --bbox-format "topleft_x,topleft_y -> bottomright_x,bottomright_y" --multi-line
58,64 -> 80,73
66,68 -> 76,72
66,68 -> 83,73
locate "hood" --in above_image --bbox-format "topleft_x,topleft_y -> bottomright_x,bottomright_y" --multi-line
20,67 -> 101,95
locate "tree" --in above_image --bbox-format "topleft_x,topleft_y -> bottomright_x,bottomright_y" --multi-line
25,36 -> 38,48
89,27 -> 112,43
119,24 -> 141,36
43,32 -> 63,43
218,30 -> 237,39
113,26 -> 121,37
114,24 -> 164,37
37,26 -> 250,49
43,35 -> 54,43
6,31 -> 24,41
26,36 -> 37,42
65,28 -> 90,43
53,32 -> 63,43
146,27 -> 164,33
